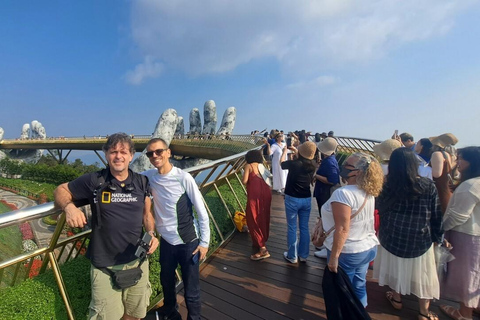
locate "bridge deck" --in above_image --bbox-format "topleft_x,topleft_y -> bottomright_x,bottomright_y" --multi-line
146,192 -> 469,320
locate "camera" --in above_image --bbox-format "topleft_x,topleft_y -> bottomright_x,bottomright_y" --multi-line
134,232 -> 152,259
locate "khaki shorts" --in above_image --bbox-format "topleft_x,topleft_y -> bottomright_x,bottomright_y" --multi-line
89,259 -> 151,320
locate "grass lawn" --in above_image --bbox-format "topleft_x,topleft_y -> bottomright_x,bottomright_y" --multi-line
0,201 -> 13,214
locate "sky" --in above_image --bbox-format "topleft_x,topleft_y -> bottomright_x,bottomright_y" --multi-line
2,1 -> 480,156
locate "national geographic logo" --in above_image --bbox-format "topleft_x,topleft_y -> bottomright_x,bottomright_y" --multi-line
101,191 -> 138,204
102,191 -> 111,203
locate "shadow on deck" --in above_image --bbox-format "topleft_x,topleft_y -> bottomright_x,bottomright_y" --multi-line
147,192 -> 477,320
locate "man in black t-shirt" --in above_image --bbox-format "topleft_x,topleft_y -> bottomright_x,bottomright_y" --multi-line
54,133 -> 159,320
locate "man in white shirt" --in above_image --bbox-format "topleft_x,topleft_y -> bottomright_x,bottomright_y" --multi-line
142,138 -> 210,320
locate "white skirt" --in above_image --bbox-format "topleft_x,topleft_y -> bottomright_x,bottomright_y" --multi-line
373,244 -> 439,299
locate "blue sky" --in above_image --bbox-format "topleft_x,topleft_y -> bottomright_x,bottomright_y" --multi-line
2,0 -> 480,151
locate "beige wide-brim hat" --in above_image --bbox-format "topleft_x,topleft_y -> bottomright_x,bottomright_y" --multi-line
373,139 -> 402,161
297,141 -> 317,160
317,137 -> 338,156
430,133 -> 458,148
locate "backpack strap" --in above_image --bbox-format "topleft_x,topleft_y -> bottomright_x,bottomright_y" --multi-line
92,169 -> 110,229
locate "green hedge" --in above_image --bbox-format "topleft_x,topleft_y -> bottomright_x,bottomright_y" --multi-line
0,256 -> 91,319
0,177 -> 57,201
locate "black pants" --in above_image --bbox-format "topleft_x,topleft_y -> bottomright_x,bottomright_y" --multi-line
160,238 -> 201,320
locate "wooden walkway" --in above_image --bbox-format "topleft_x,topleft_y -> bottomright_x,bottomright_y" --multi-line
147,192 -> 477,320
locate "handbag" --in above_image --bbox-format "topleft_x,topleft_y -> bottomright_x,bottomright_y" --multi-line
311,194 -> 368,248
234,211 -> 248,232
258,163 -> 273,187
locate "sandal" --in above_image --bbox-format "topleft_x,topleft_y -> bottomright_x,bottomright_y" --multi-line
440,305 -> 472,320
418,311 -> 439,320
386,291 -> 402,310
250,250 -> 270,261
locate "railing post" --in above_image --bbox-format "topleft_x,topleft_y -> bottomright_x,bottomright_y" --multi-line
48,251 -> 75,320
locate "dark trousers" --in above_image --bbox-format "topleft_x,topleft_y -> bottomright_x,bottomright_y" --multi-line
160,238 -> 201,320
315,186 -> 331,217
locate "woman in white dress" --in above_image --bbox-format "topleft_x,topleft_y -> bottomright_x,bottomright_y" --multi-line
270,132 -> 288,193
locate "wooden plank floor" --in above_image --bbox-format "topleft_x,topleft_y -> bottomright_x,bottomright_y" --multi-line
147,192 -> 478,320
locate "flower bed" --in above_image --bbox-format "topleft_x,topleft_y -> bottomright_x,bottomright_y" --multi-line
0,199 -> 18,211
19,222 -> 34,240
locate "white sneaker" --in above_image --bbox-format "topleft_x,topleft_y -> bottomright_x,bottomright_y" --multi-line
299,257 -> 307,263
314,249 -> 328,259
283,252 -> 297,263
315,245 -> 325,251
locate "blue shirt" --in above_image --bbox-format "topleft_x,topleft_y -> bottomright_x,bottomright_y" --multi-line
314,155 -> 340,197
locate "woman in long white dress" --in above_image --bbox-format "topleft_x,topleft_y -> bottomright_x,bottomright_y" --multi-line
270,132 -> 288,193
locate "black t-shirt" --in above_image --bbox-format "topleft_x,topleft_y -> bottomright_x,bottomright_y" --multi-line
281,159 -> 315,198
68,169 -> 149,268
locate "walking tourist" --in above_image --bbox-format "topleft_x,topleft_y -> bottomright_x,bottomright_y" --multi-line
242,149 -> 272,260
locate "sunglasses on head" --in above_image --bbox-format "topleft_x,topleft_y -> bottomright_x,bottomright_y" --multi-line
146,149 -> 167,158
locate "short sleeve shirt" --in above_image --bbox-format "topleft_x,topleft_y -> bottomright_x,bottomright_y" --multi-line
321,185 -> 379,253
68,170 -> 149,268
281,159 -> 315,198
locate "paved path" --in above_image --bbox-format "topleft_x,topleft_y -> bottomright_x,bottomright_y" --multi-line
0,189 -> 54,248
0,189 -> 37,210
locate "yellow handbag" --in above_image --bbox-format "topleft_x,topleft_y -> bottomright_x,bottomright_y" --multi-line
233,211 -> 248,232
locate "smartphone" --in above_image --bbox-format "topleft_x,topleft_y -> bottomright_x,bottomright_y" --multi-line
286,137 -> 292,147
394,130 -> 398,137
191,252 -> 200,265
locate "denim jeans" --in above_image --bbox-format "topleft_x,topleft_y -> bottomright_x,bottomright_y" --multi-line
284,195 -> 312,260
327,246 -> 377,307
160,238 -> 201,320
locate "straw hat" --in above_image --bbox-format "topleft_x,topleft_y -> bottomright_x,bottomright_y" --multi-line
373,139 -> 402,161
430,133 -> 458,148
317,137 -> 338,156
297,141 -> 317,160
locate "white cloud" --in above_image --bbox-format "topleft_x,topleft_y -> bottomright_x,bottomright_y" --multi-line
124,56 -> 164,85
286,75 -> 338,89
128,0 -> 477,78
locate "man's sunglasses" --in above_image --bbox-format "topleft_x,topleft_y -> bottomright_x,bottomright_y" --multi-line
146,149 -> 167,158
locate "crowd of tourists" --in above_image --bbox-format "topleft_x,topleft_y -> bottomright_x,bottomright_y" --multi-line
51,129 -> 478,320
242,129 -> 480,320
